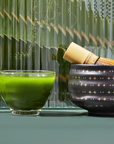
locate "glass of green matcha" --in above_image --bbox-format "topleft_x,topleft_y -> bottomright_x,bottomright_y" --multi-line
0,70 -> 55,116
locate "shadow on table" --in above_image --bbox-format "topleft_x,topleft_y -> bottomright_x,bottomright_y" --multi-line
40,109 -> 88,117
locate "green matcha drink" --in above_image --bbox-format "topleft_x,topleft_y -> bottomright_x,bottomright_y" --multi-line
0,71 -> 55,111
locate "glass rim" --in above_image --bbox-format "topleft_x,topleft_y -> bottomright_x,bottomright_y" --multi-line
0,70 -> 56,77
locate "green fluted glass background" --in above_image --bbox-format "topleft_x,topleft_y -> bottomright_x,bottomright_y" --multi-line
0,0 -> 114,109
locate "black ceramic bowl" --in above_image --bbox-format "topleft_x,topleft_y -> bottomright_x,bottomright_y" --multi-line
68,64 -> 114,116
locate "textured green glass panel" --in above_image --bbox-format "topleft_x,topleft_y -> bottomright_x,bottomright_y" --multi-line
73,0 -> 81,45
81,0 -> 89,47
11,0 -> 19,70
3,0 -> 12,70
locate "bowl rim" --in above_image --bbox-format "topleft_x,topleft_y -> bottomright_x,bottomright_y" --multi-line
0,70 -> 56,77
71,64 -> 114,67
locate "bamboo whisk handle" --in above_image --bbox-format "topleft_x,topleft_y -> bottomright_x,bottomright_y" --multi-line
63,42 -> 98,64
63,42 -> 114,66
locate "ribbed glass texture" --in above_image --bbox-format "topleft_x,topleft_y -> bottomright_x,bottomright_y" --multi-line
0,0 -> 114,109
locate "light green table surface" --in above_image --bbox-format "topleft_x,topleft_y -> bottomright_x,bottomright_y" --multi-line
0,109 -> 114,144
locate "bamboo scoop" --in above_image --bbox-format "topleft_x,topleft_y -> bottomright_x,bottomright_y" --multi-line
63,42 -> 114,65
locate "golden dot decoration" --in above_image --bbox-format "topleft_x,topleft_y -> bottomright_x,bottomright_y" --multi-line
103,84 -> 106,87
95,105 -> 98,107
98,84 -> 100,87
98,98 -> 101,101
107,77 -> 110,80
100,91 -> 104,94
100,105 -> 103,107
93,91 -> 96,94
94,77 -> 96,80
83,77 -> 86,79
81,97 -> 83,100
89,77 -> 92,80
80,84 -> 83,86
103,98 -> 106,101
82,91 -> 86,93
98,70 -> 101,73
78,76 -> 80,79
108,91 -> 111,94
84,84 -> 87,86
103,70 -> 106,73
90,84 -> 94,86
75,76 -> 77,79
89,91 -> 91,94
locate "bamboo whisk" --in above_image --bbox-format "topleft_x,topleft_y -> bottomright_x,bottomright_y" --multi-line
63,42 -> 114,65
